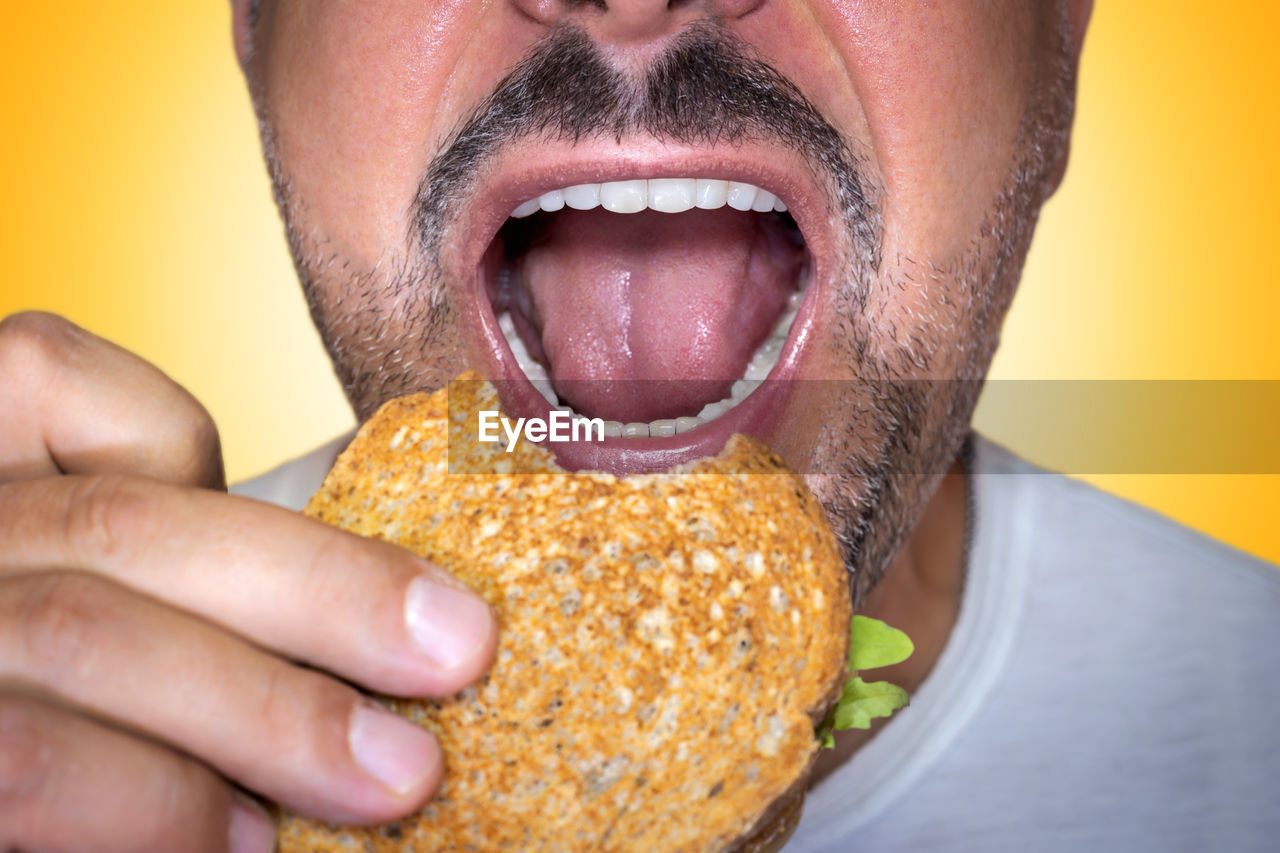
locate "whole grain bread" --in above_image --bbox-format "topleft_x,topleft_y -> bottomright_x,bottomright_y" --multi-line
274,375 -> 851,852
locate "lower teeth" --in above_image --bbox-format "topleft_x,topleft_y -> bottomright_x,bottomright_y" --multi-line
498,286 -> 804,438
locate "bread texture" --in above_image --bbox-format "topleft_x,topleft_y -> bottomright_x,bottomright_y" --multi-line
275,375 -> 851,852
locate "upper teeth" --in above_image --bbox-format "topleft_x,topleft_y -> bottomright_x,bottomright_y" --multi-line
511,179 -> 787,218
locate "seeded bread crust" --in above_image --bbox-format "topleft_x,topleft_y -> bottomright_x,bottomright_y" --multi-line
274,376 -> 851,852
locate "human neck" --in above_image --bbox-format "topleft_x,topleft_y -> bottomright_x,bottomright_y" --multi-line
809,451 -> 969,785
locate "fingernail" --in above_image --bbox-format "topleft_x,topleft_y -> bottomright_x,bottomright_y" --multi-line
228,793 -> 275,853
349,703 -> 440,794
405,575 -> 493,670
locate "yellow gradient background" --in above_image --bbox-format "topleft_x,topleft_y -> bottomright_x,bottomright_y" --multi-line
2,4 -> 1277,562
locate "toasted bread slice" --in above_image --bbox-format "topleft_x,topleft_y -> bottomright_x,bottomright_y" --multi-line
275,375 -> 851,852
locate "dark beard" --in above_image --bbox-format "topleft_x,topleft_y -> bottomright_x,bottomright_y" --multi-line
260,15 -> 1075,607
811,5 -> 1076,604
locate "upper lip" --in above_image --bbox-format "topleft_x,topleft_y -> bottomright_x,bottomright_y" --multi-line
449,137 -> 838,282
447,137 -> 837,472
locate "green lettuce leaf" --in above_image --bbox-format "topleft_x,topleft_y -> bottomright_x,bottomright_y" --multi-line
831,677 -> 910,731
847,614 -> 915,672
817,615 -> 914,747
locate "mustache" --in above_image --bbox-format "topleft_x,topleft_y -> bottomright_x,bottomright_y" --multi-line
414,22 -> 878,264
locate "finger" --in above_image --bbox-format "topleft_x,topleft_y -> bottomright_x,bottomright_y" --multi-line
0,690 -> 274,853
0,571 -> 445,824
0,474 -> 497,696
0,311 -> 224,488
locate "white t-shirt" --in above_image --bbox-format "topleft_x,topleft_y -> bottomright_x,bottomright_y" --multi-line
233,434 -> 1280,852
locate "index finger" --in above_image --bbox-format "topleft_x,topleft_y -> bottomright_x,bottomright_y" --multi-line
0,473 -> 497,698
0,311 -> 224,488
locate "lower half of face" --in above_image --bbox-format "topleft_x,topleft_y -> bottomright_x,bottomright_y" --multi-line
251,1 -> 1074,598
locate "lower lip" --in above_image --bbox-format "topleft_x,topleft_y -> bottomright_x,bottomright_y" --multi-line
500,372 -> 798,475
472,256 -> 810,476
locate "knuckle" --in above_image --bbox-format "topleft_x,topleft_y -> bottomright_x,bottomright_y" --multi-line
255,665 -> 293,744
144,758 -> 228,853
15,572 -> 118,680
304,531 -> 380,609
0,696 -> 53,810
0,311 -> 81,380
183,403 -> 220,458
121,376 -> 223,489
168,399 -> 224,486
256,664 -> 355,768
60,475 -> 159,565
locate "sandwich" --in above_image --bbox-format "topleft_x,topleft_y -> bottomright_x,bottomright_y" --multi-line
274,374 -> 910,852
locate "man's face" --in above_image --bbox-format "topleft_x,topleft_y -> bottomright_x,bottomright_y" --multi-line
239,0 -> 1077,599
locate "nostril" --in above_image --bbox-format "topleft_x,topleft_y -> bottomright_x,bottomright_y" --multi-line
711,0 -> 765,18
510,0 -> 556,25
512,0 -> 763,37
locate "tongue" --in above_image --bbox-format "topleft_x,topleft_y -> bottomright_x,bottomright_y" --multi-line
511,208 -> 803,423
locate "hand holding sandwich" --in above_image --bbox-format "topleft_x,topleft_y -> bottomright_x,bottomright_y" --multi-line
0,312 -> 497,852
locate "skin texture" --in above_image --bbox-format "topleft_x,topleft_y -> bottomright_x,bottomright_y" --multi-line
0,0 -> 1090,849
0,313 -> 496,849
242,0 -> 1087,682
237,0 -> 1092,806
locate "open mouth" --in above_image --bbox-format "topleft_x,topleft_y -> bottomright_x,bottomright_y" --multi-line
462,151 -> 828,474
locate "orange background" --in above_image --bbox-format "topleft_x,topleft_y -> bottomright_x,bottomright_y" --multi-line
1,3 -> 1277,563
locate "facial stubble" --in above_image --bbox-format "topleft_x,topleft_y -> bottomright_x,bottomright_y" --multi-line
257,19 -> 1074,607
